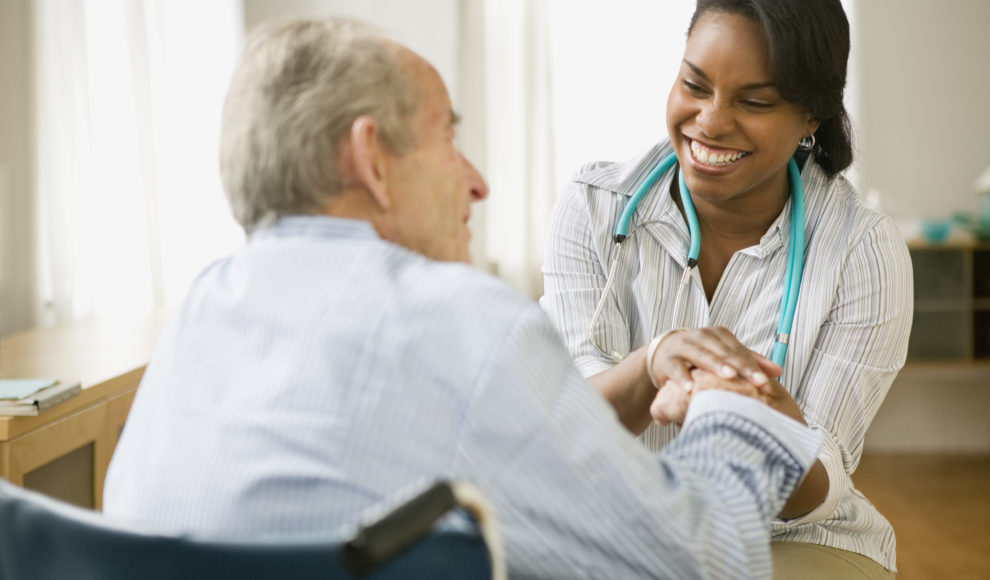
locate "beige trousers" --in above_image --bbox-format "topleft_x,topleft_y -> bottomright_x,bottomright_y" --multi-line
771,542 -> 896,579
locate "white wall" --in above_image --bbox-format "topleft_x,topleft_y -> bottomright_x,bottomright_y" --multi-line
0,0 -> 36,336
855,0 -> 990,221
242,0 -> 460,104
866,366 -> 990,453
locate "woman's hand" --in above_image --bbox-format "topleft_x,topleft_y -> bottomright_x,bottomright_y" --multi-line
651,364 -> 807,427
647,327 -> 781,394
591,326 -> 781,435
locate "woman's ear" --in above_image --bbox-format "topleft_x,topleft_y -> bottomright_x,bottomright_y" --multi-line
806,116 -> 821,138
348,116 -> 391,210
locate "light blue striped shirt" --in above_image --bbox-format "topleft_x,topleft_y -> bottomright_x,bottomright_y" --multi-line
541,140 -> 913,571
105,215 -> 823,578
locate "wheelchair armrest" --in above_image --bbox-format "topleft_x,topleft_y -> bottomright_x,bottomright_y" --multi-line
342,481 -> 457,576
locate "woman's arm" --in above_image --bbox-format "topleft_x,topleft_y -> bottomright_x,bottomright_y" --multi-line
776,219 -> 913,525
760,376 -> 830,519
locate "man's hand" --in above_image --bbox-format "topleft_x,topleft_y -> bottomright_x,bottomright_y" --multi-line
650,367 -> 765,426
650,366 -> 807,427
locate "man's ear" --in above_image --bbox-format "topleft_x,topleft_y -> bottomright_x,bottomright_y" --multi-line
348,115 -> 391,210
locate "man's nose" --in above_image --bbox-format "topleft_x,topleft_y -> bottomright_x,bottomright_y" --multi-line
463,154 -> 489,202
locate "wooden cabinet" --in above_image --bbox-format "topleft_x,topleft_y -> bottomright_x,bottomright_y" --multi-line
907,244 -> 990,362
0,311 -> 169,509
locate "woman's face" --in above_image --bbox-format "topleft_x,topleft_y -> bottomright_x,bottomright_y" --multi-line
666,10 -> 817,209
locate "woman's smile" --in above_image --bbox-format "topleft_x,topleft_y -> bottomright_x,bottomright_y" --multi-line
687,138 -> 750,167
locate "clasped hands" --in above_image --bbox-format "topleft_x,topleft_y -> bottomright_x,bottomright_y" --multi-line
645,327 -> 805,426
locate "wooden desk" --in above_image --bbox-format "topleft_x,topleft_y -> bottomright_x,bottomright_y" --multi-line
0,311 -> 170,509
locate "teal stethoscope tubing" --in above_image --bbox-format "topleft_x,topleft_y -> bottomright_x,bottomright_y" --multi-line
601,151 -> 806,369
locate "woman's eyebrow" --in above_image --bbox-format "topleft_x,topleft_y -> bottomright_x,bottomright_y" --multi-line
682,59 -> 775,91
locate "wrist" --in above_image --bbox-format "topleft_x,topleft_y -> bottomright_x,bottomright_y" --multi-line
645,328 -> 686,389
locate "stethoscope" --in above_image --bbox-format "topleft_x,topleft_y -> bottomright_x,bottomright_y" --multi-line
589,151 -> 806,369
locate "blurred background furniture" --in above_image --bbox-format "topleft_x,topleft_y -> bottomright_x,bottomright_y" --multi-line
906,243 -> 990,362
0,311 -> 170,509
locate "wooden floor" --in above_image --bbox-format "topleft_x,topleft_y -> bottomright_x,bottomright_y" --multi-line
853,454 -> 990,579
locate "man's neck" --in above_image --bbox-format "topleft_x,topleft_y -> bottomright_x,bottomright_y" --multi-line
322,188 -> 393,243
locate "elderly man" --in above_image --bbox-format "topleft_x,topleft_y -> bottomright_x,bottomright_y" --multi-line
104,17 -> 822,578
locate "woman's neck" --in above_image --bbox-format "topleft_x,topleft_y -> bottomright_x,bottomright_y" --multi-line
671,171 -> 790,300
673,172 -> 789,248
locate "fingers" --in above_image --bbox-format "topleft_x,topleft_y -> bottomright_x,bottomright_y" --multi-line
704,327 -> 772,386
752,352 -> 783,379
650,380 -> 691,426
650,369 -> 768,428
689,368 -> 765,402
665,360 -> 694,392
648,327 -> 774,391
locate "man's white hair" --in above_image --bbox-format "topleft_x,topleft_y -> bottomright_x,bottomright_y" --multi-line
219,17 -> 420,233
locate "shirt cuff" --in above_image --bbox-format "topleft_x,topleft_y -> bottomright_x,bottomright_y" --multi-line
684,390 -> 823,472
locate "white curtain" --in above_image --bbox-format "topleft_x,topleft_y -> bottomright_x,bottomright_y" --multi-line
33,0 -> 244,325
468,0 -> 556,299
468,0 -> 694,299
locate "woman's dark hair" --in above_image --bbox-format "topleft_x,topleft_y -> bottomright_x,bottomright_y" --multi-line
689,0 -> 853,177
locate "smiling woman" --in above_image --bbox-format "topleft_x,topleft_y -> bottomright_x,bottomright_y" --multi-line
540,0 -> 908,578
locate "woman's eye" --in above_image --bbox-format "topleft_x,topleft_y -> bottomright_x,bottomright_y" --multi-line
742,100 -> 774,110
682,80 -> 708,96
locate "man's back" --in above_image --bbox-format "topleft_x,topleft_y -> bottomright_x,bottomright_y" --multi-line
104,216 -> 524,533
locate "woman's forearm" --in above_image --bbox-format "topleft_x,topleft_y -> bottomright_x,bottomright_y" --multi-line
779,459 -> 829,519
588,351 -> 656,435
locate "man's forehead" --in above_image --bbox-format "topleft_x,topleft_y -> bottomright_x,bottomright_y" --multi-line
390,45 -> 454,129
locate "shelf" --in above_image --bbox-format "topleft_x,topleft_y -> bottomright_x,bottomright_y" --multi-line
974,250 -> 990,299
908,310 -> 971,361
976,311 -> 990,359
911,249 -> 967,301
907,246 -> 987,363
913,300 -> 972,312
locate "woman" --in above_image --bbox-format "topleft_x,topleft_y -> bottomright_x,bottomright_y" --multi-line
541,0 -> 912,577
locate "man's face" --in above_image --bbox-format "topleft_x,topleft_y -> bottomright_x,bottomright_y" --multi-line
385,56 -> 488,263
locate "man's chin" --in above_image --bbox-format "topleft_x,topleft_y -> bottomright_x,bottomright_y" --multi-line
450,246 -> 473,265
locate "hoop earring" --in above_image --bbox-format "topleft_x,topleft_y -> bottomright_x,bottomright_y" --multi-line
799,134 -> 816,151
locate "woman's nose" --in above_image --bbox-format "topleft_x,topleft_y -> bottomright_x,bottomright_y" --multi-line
695,99 -> 734,137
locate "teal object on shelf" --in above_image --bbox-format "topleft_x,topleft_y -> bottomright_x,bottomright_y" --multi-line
920,218 -> 952,244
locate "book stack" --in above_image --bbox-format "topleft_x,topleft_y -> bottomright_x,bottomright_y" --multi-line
0,379 -> 82,416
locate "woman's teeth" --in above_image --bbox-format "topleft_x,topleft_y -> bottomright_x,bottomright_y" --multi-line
690,140 -> 747,166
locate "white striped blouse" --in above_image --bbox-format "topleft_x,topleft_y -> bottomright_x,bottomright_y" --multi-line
104,215 -> 824,579
541,139 -> 914,571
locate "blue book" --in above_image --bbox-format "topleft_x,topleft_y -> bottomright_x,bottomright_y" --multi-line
0,381 -> 82,416
0,379 -> 57,400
